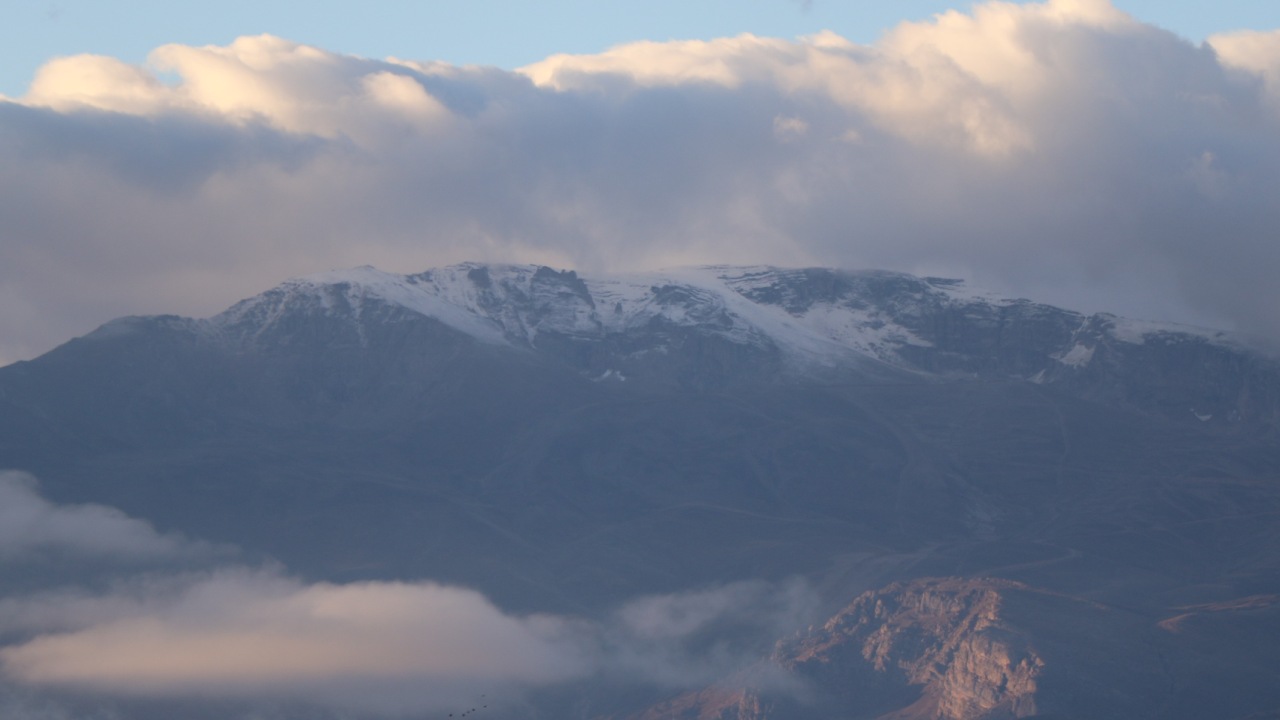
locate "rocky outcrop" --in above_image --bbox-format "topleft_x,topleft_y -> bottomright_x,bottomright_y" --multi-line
623,573 -> 1280,720
725,267 -> 1280,432
777,578 -> 1043,720
623,579 -> 1048,720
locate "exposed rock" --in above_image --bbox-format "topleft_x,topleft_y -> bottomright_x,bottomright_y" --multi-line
785,578 -> 1043,720
621,579 -> 1049,720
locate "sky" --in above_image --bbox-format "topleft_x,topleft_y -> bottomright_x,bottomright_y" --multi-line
3,0 -> 1280,365
6,1 -> 1280,99
5,2 -> 1280,714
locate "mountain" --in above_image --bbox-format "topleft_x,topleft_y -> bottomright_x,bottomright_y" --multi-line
2,263 -> 1280,718
623,577 -> 1280,720
209,263 -> 1280,426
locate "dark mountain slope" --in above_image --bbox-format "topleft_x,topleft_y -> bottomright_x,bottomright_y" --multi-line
2,264 -> 1279,717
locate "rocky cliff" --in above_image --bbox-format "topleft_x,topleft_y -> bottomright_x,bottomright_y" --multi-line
624,577 -> 1280,720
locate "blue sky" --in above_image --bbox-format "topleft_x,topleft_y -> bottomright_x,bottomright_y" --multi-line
6,0 -> 1280,98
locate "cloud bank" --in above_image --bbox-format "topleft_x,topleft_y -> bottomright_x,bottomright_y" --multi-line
4,0 -> 1280,363
0,571 -> 591,715
0,575 -> 818,716
0,572 -> 815,717
0,472 -> 213,562
0,474 -> 817,717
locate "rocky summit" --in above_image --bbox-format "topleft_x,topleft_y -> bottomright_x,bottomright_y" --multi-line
2,263 -> 1280,718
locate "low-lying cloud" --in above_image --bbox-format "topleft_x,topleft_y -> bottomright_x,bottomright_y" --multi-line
605,578 -> 818,687
0,570 -> 592,715
0,473 -> 820,717
4,0 -> 1280,363
0,570 -> 816,716
0,472 -> 215,562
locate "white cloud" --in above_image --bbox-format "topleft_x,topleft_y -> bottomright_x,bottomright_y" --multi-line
24,35 -> 455,141
4,0 -> 1280,363
0,476 -> 822,716
0,569 -> 817,716
24,54 -> 171,115
1209,28 -> 1280,109
0,472 -> 214,562
0,570 -> 591,715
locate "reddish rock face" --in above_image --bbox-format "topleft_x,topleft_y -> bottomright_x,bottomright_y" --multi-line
622,577 -> 1280,720
777,578 -> 1042,720
624,578 -> 1046,720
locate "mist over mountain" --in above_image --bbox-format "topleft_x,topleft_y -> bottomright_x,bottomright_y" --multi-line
2,263 -> 1279,719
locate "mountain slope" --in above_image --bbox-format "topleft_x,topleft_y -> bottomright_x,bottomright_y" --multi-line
625,578 -> 1280,720
200,263 -> 1280,426
2,263 -> 1279,717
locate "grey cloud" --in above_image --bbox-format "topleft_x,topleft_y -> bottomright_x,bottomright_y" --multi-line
0,479 -> 808,712
0,472 -> 219,562
4,2 -> 1280,364
0,476 -> 817,717
0,569 -> 592,715
601,578 -> 821,688
0,568 -> 817,716
0,103 -> 322,195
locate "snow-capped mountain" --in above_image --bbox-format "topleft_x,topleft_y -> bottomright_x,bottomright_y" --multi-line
210,263 -> 932,365
183,262 -> 1276,428
6,262 -> 1280,720
209,263 -> 1244,371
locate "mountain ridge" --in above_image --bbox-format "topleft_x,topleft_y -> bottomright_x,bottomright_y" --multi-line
69,262 -> 1279,433
198,263 -> 1256,363
4,262 -> 1280,718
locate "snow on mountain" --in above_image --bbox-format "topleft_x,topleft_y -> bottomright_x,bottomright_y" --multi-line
1102,313 -> 1241,348
207,262 -> 1252,374
1054,342 -> 1096,368
212,265 -> 509,344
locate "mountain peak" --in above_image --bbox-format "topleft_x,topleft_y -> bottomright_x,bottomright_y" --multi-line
205,261 -> 1263,376
169,261 -> 1280,428
210,263 -> 966,367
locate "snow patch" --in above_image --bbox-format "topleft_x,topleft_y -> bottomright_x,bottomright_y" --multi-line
926,276 -> 1019,306
1055,343 -> 1095,368
210,263 -> 1250,373
216,266 -> 509,344
791,302 -> 932,364
1106,315 -> 1236,347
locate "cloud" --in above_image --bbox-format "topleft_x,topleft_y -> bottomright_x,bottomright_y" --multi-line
0,571 -> 818,716
0,472 -> 217,562
0,570 -> 592,715
603,578 -> 819,688
0,477 -> 820,715
5,0 -> 1280,363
